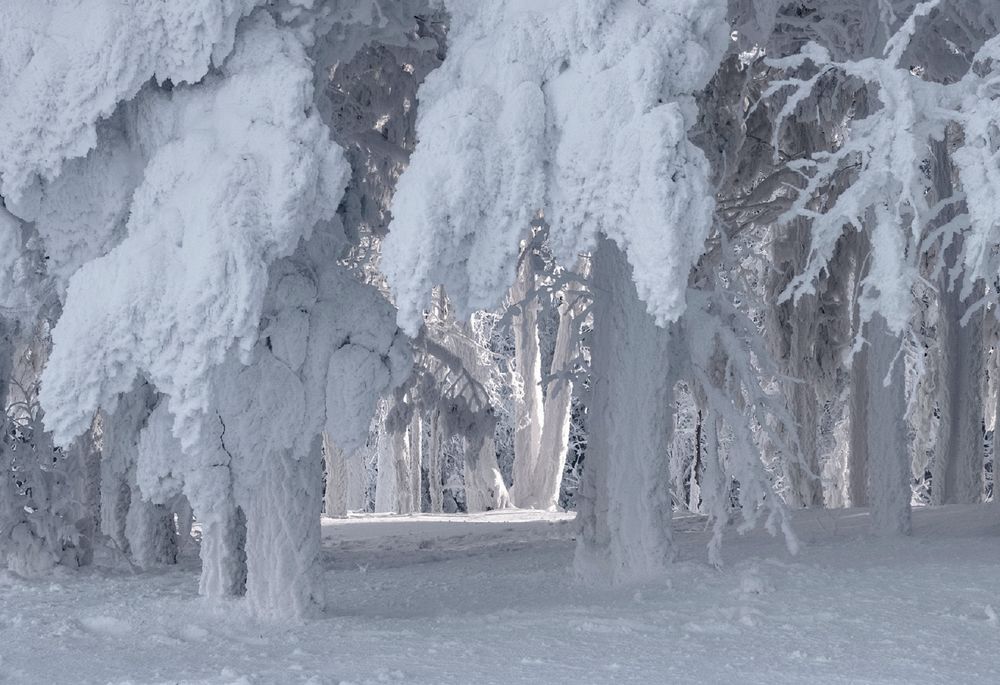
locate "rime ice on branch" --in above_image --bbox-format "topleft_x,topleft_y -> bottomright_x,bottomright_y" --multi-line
382,0 -> 729,333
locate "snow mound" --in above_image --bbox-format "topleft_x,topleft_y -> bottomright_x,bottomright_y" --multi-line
79,615 -> 132,638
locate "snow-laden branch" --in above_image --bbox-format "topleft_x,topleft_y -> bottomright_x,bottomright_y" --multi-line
382,0 -> 729,335
0,0 -> 260,202
38,14 -> 348,448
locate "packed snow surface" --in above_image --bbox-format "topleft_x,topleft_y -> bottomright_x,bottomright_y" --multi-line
1,506 -> 997,684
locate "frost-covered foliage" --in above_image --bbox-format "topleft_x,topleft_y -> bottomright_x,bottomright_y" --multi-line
382,0 -> 729,334
0,322 -> 99,576
0,0 -> 259,202
38,13 -> 347,448
763,1 -> 1000,333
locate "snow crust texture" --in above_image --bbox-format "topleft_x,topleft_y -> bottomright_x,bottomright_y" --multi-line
382,0 -> 729,334
2,507 -> 999,684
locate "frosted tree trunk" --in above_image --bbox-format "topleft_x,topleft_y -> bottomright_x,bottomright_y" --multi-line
346,448 -> 366,513
575,237 -> 676,584
182,440 -> 247,599
992,371 -> 1000,505
463,434 -> 511,512
100,459 -> 131,553
689,384 -> 720,517
784,372 -> 823,507
0,323 -> 10,569
375,409 -> 420,514
930,137 -> 984,504
172,494 -> 194,553
374,416 -> 397,514
0,320 -> 11,406
392,422 -> 413,513
323,433 -> 348,517
510,252 -> 545,508
100,386 -> 175,565
197,499 -> 247,599
934,277 -> 985,504
527,294 -> 579,511
428,410 -> 444,513
67,436 -> 102,567
521,270 -> 587,512
848,340 -> 870,507
238,450 -> 324,618
866,313 -> 912,535
987,320 -> 1000,504
124,489 -> 178,568
702,410 -> 728,520
847,232 -> 871,508
767,220 -> 824,507
409,412 -> 423,513
101,415 -> 178,568
322,431 -> 365,517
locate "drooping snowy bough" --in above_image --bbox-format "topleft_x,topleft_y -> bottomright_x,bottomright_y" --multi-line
383,0 -> 729,581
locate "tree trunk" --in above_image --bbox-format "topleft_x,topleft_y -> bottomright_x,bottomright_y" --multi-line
374,414 -> 397,514
866,313 -> 912,535
68,434 -> 102,567
323,433 -> 348,517
409,412 -> 423,513
991,376 -> 1000,505
784,368 -> 823,507
934,279 -> 985,504
525,285 -> 583,511
930,139 -> 985,505
124,488 -> 178,568
428,411 -> 445,513
392,421 -> 412,513
766,219 -> 824,508
463,434 -> 511,512
376,409 -> 420,514
346,447 -> 366,513
574,236 -> 676,584
196,491 -> 247,599
0,319 -> 11,408
847,340 -> 870,507
510,251 -> 545,508
239,450 -> 324,619
172,494 -> 194,553
847,232 -> 870,508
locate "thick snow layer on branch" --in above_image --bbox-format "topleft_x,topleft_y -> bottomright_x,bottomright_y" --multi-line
39,13 -> 349,448
382,0 -> 728,334
136,401 -> 186,507
6,116 -> 142,294
0,0 -> 260,202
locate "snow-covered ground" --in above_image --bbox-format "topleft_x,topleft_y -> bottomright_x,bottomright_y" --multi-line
1,505 -> 998,684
